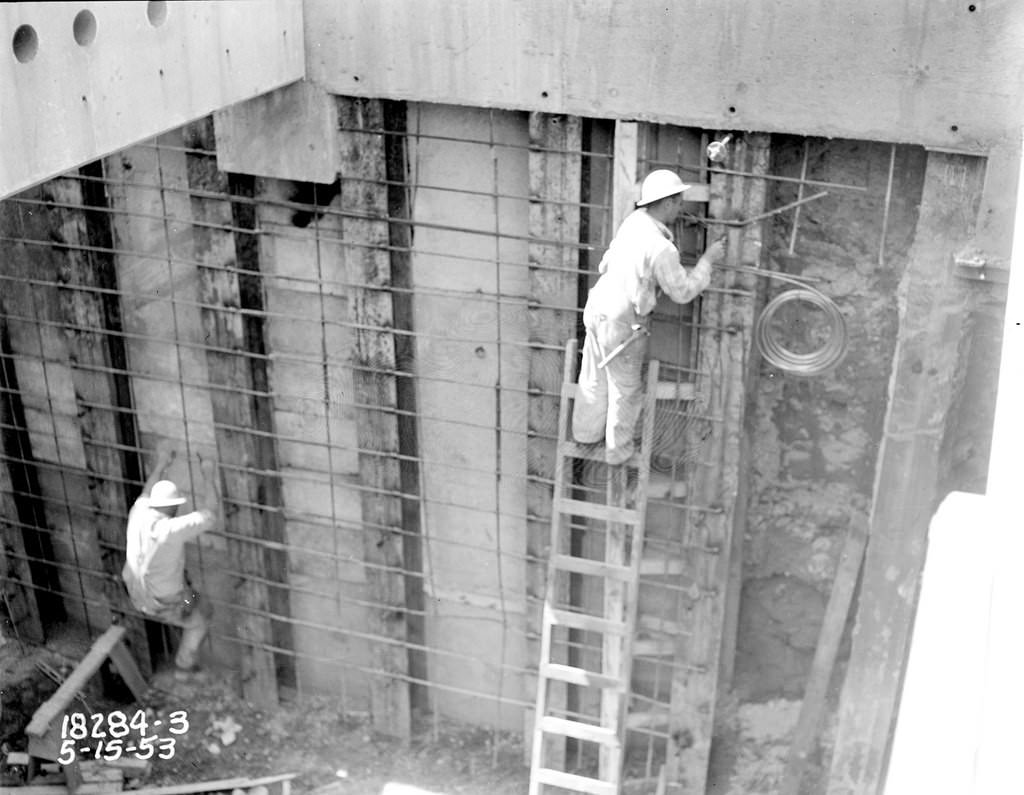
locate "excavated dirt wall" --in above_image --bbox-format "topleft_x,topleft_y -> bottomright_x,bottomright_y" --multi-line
734,137 -> 928,701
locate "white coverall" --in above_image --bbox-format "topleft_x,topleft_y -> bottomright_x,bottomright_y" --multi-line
122,497 -> 215,669
572,208 -> 711,464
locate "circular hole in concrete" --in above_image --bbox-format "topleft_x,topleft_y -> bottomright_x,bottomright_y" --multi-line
968,4 -> 977,11
12,24 -> 38,63
73,10 -> 97,46
728,105 -> 737,113
147,1 -> 168,27
950,124 -> 959,132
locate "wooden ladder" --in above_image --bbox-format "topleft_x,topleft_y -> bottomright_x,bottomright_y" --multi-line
529,338 -> 659,795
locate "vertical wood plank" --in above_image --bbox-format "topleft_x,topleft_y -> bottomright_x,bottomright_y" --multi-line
49,173 -> 154,675
185,122 -> 279,708
826,151 -> 985,795
383,99 -> 429,716
612,122 -> 639,233
337,96 -> 411,739
526,111 -> 583,761
664,134 -> 769,794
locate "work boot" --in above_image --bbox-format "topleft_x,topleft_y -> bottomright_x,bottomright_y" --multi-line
173,663 -> 203,682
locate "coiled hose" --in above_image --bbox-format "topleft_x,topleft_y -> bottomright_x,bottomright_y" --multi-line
715,263 -> 849,376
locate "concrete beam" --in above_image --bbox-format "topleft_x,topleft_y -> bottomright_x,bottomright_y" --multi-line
305,0 -> 1022,153
1,0 -> 304,200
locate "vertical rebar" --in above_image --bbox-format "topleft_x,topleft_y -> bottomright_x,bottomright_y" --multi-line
788,138 -> 811,255
879,144 -> 897,266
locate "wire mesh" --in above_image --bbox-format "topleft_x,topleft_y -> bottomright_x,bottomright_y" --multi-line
0,103 -> 724,775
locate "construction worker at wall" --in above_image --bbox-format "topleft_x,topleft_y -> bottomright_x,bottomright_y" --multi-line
121,444 -> 221,679
573,169 -> 725,464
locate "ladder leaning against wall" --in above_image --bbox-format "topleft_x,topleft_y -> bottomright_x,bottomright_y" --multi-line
528,338 -> 659,795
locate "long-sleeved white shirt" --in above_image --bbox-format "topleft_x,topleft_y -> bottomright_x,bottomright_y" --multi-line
124,496 -> 214,604
587,208 -> 711,320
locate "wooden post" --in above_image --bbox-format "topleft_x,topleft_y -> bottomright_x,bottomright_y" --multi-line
337,96 -> 411,740
384,99 -> 429,716
826,151 -> 985,795
185,121 -> 279,708
664,134 -> 769,794
612,122 -> 639,233
525,111 -> 583,760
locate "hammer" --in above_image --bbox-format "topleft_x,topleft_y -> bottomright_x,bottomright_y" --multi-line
597,324 -> 650,369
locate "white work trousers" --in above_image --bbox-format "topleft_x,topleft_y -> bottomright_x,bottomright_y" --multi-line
152,593 -> 213,669
571,308 -> 648,465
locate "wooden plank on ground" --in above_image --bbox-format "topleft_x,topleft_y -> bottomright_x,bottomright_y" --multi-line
17,772 -> 297,795
26,625 -> 127,738
337,96 -> 410,739
525,111 -> 583,765
825,151 -> 985,795
664,134 -> 769,794
185,120 -> 279,708
779,523 -> 867,795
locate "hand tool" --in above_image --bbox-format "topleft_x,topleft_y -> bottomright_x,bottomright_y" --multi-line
597,324 -> 650,369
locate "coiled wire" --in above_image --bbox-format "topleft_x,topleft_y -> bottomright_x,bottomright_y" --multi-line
715,263 -> 848,376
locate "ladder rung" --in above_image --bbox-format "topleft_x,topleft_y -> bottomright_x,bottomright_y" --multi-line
552,554 -> 632,581
561,382 -> 581,401
549,607 -> 627,635
533,767 -> 617,795
539,716 -> 620,746
555,497 -> 640,525
654,381 -> 696,401
541,662 -> 624,691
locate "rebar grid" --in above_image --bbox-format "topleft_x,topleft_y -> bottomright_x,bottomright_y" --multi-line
0,107 -> 728,771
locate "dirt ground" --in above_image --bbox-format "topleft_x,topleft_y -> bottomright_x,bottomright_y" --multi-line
2,628 -> 816,795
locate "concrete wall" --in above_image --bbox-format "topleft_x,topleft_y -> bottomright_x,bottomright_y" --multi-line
0,0 -> 304,200
407,103 -> 532,728
304,0 -> 1021,152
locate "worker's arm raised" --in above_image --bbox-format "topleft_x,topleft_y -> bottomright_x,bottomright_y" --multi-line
140,442 -> 175,498
653,238 -> 724,305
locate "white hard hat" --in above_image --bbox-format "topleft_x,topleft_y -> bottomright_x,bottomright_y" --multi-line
637,169 -> 692,207
150,480 -> 186,508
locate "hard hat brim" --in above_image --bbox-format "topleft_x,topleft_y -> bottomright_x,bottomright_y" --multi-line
150,496 -> 187,508
637,183 -> 692,207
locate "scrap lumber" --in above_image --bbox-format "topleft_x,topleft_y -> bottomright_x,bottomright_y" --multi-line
26,625 -> 146,760
107,772 -> 296,795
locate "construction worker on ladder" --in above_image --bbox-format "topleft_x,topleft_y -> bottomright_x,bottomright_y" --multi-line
572,169 -> 725,464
